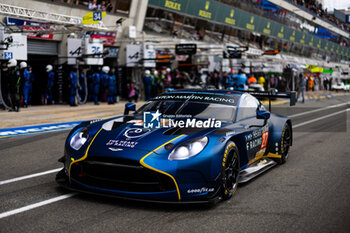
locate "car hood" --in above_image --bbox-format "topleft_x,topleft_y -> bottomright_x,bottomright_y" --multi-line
87,116 -> 218,161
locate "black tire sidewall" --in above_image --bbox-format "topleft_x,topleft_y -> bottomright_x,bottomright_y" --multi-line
276,123 -> 291,164
221,141 -> 240,200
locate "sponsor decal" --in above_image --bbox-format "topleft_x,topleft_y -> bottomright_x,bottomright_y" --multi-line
90,119 -> 103,124
127,120 -> 143,126
245,125 -> 269,151
123,128 -> 151,138
154,94 -> 235,104
106,140 -> 138,148
198,1 -> 212,19
143,110 -> 162,129
143,111 -> 221,129
108,148 -> 123,152
187,187 -> 214,194
164,0 -> 181,11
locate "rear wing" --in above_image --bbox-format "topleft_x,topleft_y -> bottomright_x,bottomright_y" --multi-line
242,90 -> 296,111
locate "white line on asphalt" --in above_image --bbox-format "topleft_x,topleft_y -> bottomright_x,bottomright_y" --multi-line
293,109 -> 349,128
0,193 -> 76,219
289,102 -> 350,118
0,168 -> 62,185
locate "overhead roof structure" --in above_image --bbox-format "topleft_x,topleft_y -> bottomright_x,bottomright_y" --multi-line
0,3 -> 109,32
268,0 -> 350,39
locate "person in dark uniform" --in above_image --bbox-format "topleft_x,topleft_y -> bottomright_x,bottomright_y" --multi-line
45,64 -> 55,104
79,67 -> 86,103
69,66 -> 79,106
101,66 -> 110,103
87,68 -> 94,101
92,67 -> 101,105
143,70 -> 152,101
107,67 -> 116,104
7,59 -> 21,112
20,62 -> 30,108
110,68 -> 118,103
28,65 -> 34,105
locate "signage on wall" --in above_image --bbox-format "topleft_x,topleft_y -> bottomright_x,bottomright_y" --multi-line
84,38 -> 103,65
175,44 -> 197,55
5,17 -> 53,40
143,44 -> 156,68
0,33 -> 27,60
67,38 -> 82,65
83,11 -> 106,24
126,44 -> 142,67
89,31 -> 116,46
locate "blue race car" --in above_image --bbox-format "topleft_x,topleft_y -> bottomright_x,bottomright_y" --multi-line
57,89 -> 295,203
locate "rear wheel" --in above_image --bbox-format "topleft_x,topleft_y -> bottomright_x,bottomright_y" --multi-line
276,124 -> 292,164
221,142 -> 240,200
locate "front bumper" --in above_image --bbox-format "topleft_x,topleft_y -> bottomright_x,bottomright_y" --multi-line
56,168 -> 221,204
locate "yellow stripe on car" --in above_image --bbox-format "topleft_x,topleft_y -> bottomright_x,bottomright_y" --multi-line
69,128 -> 103,183
140,135 -> 185,201
263,152 -> 282,159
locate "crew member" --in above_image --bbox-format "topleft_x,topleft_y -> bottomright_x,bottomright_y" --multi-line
143,70 -> 152,101
258,75 -> 266,88
165,68 -> 172,88
107,68 -> 117,104
92,68 -> 101,105
101,66 -> 110,103
20,62 -> 30,107
234,70 -> 248,90
157,70 -> 166,94
87,68 -> 94,101
248,75 -> 257,84
152,70 -> 158,97
46,65 -> 55,104
297,74 -> 307,103
79,67 -> 86,102
28,66 -> 34,105
7,59 -> 21,112
69,66 -> 79,106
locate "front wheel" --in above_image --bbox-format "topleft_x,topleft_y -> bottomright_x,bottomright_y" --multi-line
221,142 -> 240,200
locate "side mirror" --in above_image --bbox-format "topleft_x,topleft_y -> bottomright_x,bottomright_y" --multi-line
124,103 -> 136,115
257,110 -> 270,120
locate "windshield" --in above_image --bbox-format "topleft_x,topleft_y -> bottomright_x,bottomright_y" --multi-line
136,101 -> 237,122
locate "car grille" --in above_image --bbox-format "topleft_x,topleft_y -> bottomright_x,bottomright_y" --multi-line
70,156 -> 176,192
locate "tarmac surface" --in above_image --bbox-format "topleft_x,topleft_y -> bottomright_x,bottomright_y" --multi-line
0,95 -> 349,233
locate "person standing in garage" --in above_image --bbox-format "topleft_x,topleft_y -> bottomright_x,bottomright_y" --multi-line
7,59 -> 21,112
45,65 -> 55,104
20,62 -> 30,108
92,67 -> 101,105
69,66 -> 79,106
107,68 -> 117,104
143,70 -> 152,101
28,65 -> 34,105
101,66 -> 110,103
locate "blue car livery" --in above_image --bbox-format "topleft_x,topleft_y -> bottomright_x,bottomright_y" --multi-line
57,89 -> 294,203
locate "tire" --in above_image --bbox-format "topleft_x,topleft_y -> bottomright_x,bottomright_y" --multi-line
275,123 -> 292,165
221,141 -> 240,200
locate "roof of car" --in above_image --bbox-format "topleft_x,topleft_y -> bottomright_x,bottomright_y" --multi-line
166,89 -> 244,96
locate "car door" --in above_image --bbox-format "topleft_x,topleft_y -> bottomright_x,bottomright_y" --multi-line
236,94 -> 269,162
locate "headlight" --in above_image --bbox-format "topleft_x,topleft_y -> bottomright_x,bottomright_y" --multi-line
70,127 -> 89,150
168,137 -> 208,160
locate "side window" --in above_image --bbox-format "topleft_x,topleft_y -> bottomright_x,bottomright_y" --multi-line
237,94 -> 259,120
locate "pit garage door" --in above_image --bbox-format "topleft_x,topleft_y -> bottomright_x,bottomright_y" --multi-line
28,39 -> 58,55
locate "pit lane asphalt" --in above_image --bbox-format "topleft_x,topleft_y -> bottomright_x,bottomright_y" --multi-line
0,96 -> 349,233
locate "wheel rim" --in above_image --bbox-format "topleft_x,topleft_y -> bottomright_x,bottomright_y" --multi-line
223,150 -> 239,195
283,127 -> 291,156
